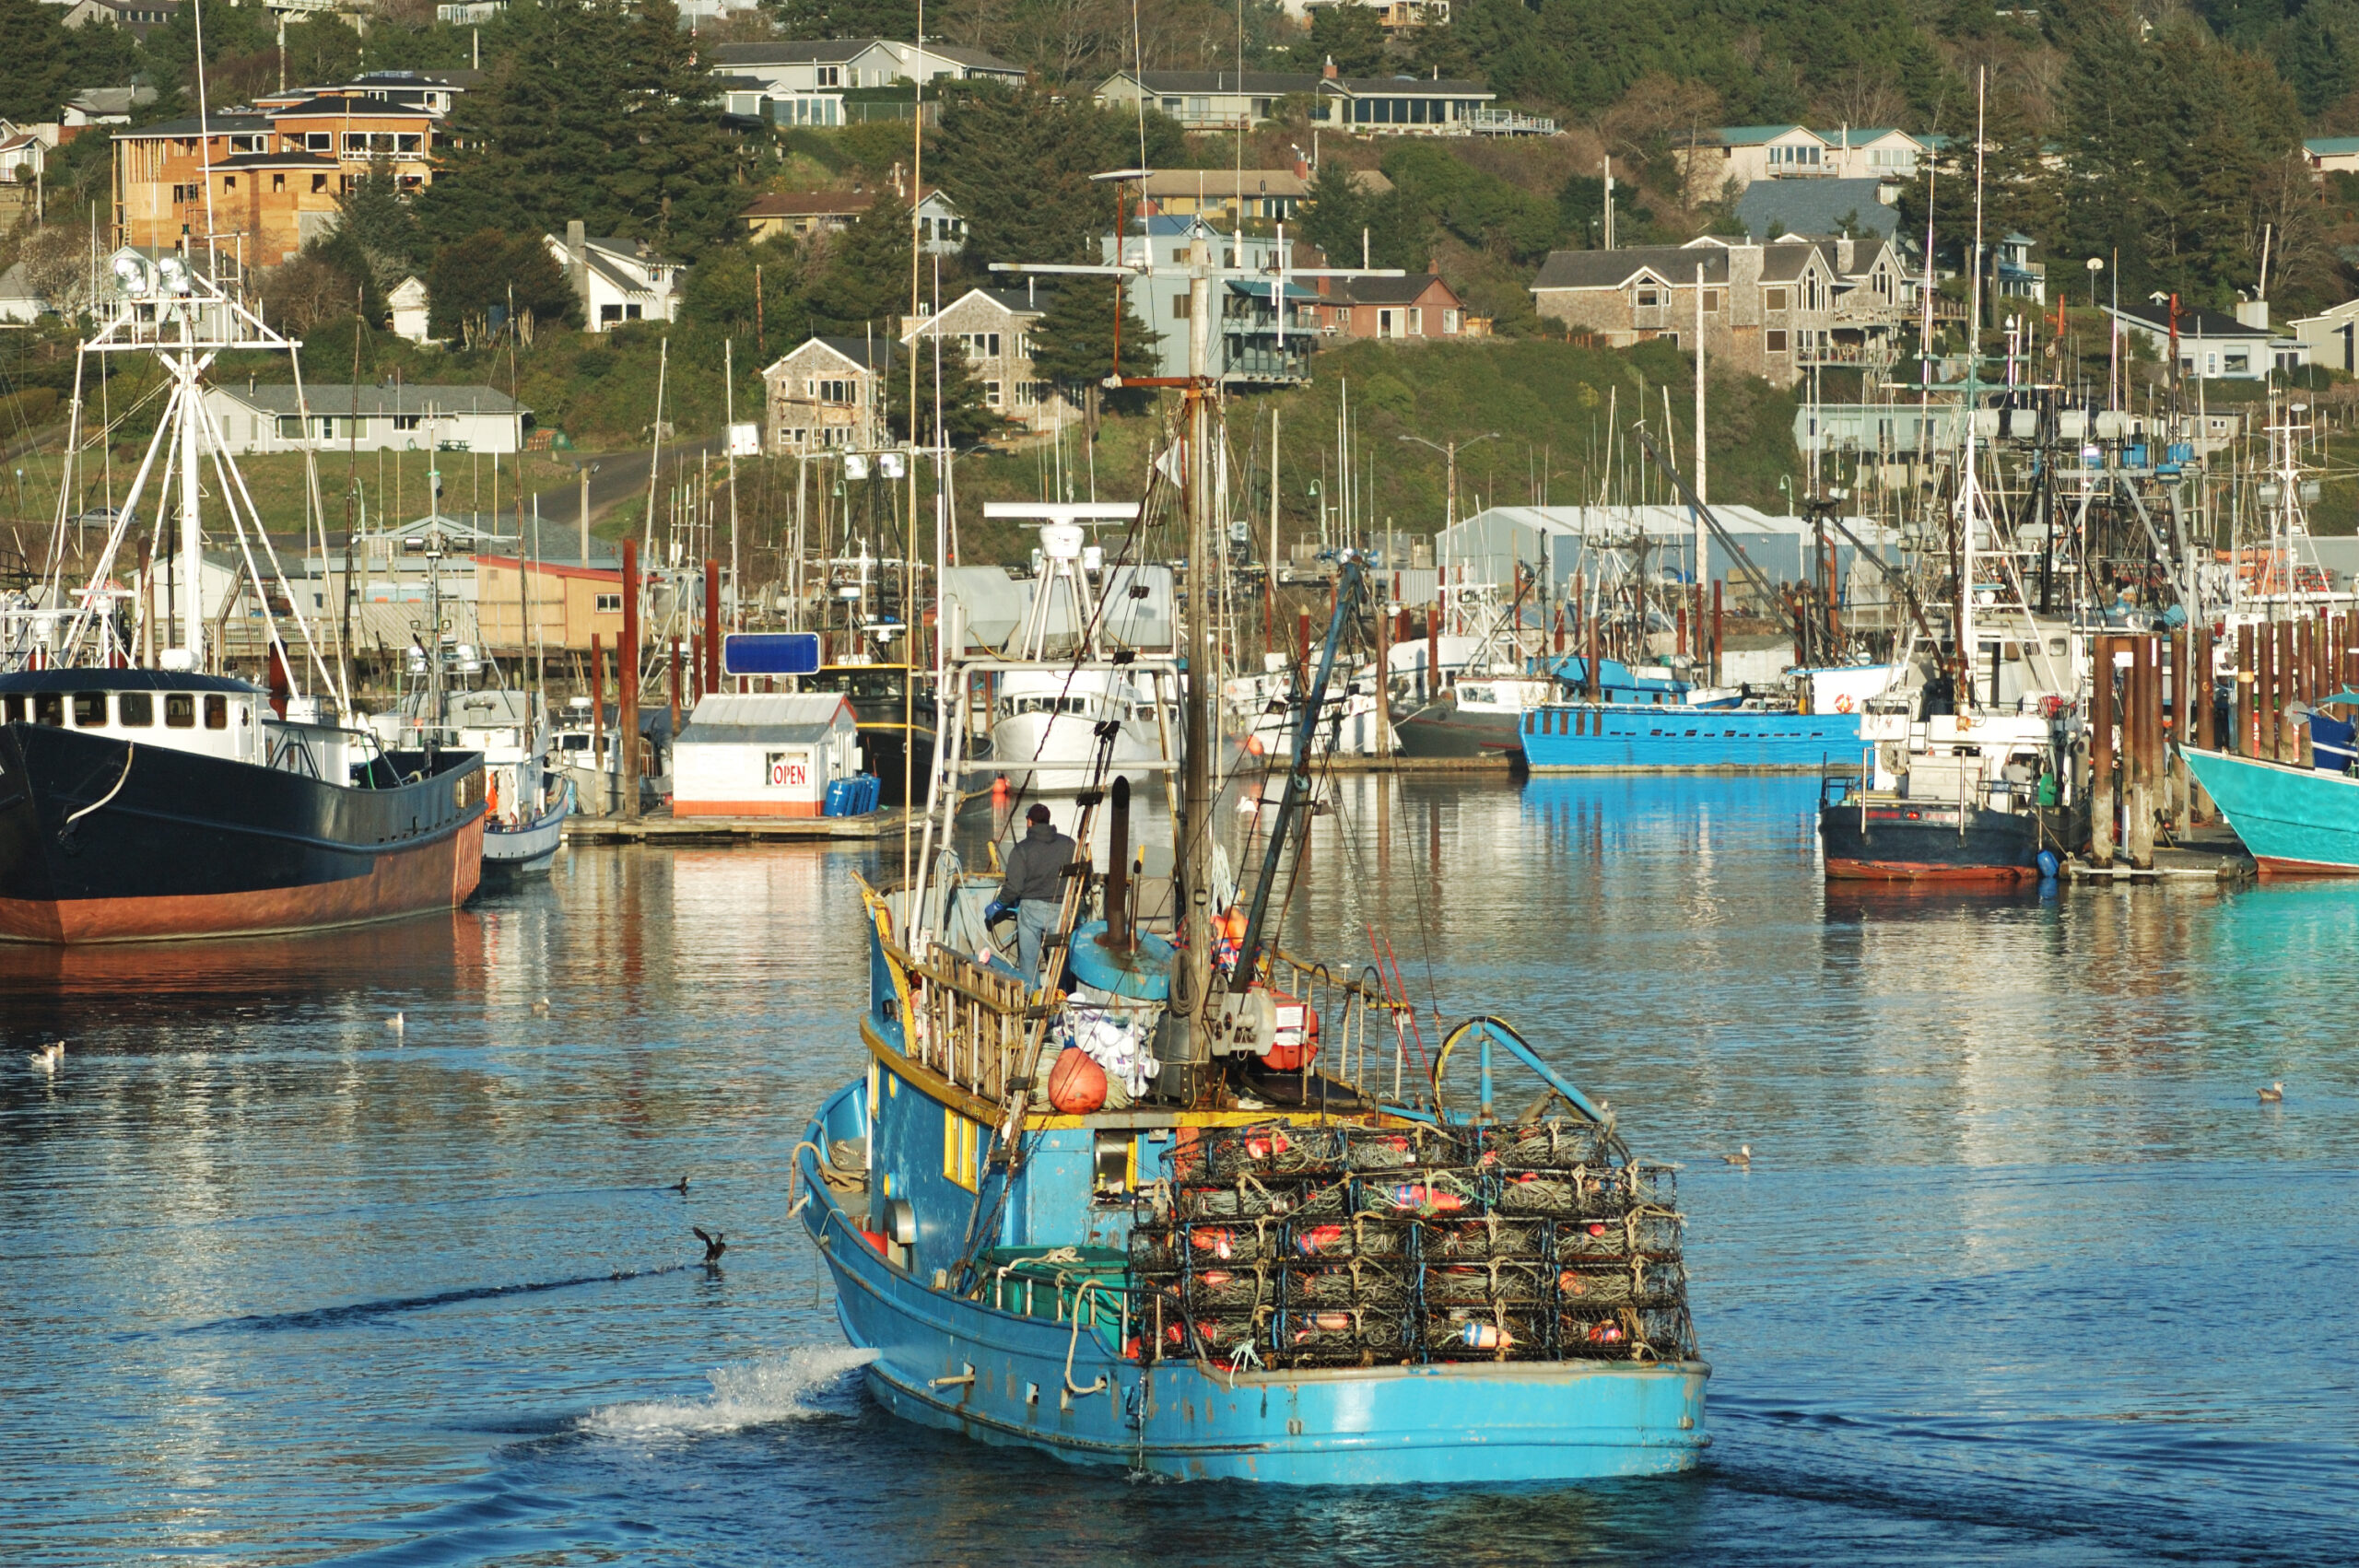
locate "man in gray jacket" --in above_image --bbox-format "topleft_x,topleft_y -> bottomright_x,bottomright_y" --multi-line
992,802 -> 1076,985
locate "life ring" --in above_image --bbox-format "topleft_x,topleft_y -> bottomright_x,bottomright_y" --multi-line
1834,693 -> 1855,714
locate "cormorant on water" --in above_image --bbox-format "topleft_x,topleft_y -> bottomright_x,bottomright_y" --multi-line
694,1226 -> 726,1264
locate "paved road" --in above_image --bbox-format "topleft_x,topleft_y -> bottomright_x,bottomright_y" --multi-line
522,435 -> 720,544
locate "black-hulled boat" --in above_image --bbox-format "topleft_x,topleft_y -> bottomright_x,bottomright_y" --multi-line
0,671 -> 483,943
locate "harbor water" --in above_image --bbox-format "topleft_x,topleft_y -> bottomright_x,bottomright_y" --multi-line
4,778 -> 2353,1565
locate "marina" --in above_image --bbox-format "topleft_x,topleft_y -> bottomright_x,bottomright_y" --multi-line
5,783 -> 2353,1564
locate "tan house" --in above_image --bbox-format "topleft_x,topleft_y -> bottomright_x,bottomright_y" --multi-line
1140,167 -> 1309,223
900,287 -> 1078,435
1531,235 -> 1908,386
762,335 -> 896,454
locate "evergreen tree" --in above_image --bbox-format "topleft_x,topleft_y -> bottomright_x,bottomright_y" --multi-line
682,233 -> 813,359
1028,278 -> 1158,428
419,0 -> 745,258
888,337 -> 1003,448
807,200 -> 918,330
761,0 -> 919,40
428,229 -> 577,340
1297,157 -> 1373,269
933,86 -> 1184,268
1308,7 -> 1388,76
0,0 -> 75,123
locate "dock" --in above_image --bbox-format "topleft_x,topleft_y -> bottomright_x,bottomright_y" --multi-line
2065,825 -> 2255,883
563,807 -> 912,844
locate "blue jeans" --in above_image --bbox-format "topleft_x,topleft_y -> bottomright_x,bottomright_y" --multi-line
1016,899 -> 1061,988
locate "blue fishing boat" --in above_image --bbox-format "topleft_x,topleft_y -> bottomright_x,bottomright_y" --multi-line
2181,738 -> 2359,876
795,549 -> 1708,1483
1521,699 -> 1861,772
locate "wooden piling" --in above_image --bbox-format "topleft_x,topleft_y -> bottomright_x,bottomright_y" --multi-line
2104,631 -> 2123,862
1711,579 -> 1724,688
2236,622 -> 2255,757
2127,635 -> 2154,869
669,636 -> 681,737
2279,619 -> 2298,761
705,559 -> 723,696
2259,622 -> 2278,760
2192,622 -> 2213,819
1426,603 -> 1440,704
620,538 -> 640,823
2168,626 -> 2189,833
590,631 -> 605,815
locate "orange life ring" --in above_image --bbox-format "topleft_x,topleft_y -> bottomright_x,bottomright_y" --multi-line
1834,693 -> 1855,714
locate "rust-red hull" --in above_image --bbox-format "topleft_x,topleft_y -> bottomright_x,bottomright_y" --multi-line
1824,858 -> 2039,883
0,814 -> 482,943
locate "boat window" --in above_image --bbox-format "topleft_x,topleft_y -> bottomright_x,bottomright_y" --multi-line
73,693 -> 107,728
165,695 -> 195,728
3,694 -> 23,722
34,693 -> 64,726
561,733 -> 588,751
205,695 -> 229,730
119,693 -> 155,727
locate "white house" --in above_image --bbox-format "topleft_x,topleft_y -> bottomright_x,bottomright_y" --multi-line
2306,135 -> 2359,177
1813,127 -> 1927,180
672,692 -> 863,817
711,37 -> 1023,125
2106,301 -> 2308,380
388,276 -> 431,345
198,383 -> 530,455
0,128 -> 50,184
547,221 -> 681,333
2292,298 -> 2359,373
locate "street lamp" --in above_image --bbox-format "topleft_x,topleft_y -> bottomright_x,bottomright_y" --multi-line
2086,254 -> 2104,310
1398,431 -> 1500,535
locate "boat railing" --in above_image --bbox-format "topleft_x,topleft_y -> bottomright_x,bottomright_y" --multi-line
892,937 -> 1038,1105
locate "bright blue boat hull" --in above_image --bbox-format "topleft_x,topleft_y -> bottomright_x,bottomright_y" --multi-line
797,1080 -> 1710,1484
1522,704 -> 1862,772
2180,745 -> 2359,875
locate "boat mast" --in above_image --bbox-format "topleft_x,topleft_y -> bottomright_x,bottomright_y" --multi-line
1960,68 -> 1989,712
1172,241 -> 1216,1071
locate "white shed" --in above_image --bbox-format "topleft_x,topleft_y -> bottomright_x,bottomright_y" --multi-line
672,692 -> 861,816
389,276 -> 431,345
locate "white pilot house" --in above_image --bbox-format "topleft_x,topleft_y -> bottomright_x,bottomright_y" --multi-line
669,693 -> 861,817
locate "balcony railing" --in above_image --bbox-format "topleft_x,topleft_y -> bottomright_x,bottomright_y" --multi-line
1471,108 -> 1557,136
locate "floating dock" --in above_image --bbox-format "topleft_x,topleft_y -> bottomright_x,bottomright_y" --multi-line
563,807 -> 910,844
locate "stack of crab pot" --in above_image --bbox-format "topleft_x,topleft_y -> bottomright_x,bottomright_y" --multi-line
1128,1119 -> 1695,1371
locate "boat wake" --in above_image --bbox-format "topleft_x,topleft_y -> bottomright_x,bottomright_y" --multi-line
181,1265 -> 695,1334
582,1346 -> 877,1440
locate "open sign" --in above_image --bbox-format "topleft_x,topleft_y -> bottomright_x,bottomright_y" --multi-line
766,752 -> 809,789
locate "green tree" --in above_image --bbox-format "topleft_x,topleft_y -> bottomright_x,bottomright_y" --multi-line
806,200 -> 918,329
1027,277 -> 1158,428
1297,157 -> 1373,269
682,233 -> 813,356
0,0 -> 75,123
419,0 -> 746,259
427,228 -> 577,340
761,0 -> 919,39
1308,7 -> 1388,76
888,336 -> 1003,447
933,86 -> 1183,267
318,161 -> 426,305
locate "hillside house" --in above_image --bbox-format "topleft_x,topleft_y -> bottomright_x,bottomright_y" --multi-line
1096,65 -> 1514,135
762,336 -> 896,453
712,38 -> 1022,126
1300,274 -> 1466,339
199,383 -> 529,455
900,287 -> 1077,434
1141,167 -> 1309,223
738,185 -> 964,252
2107,302 -> 2307,380
1531,235 -> 1910,386
111,95 -> 436,259
546,222 -> 681,332
2306,136 -> 2359,176
2292,298 -> 2359,372
1102,216 -> 1309,383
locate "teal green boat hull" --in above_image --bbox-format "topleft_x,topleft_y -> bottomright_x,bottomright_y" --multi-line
2180,745 -> 2359,876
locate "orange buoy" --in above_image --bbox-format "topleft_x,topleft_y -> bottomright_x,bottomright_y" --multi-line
1047,1047 -> 1107,1114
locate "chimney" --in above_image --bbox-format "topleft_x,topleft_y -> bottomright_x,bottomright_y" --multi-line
1294,155 -> 1309,180
2236,298 -> 2270,331
565,219 -> 587,298
1323,55 -> 1338,81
